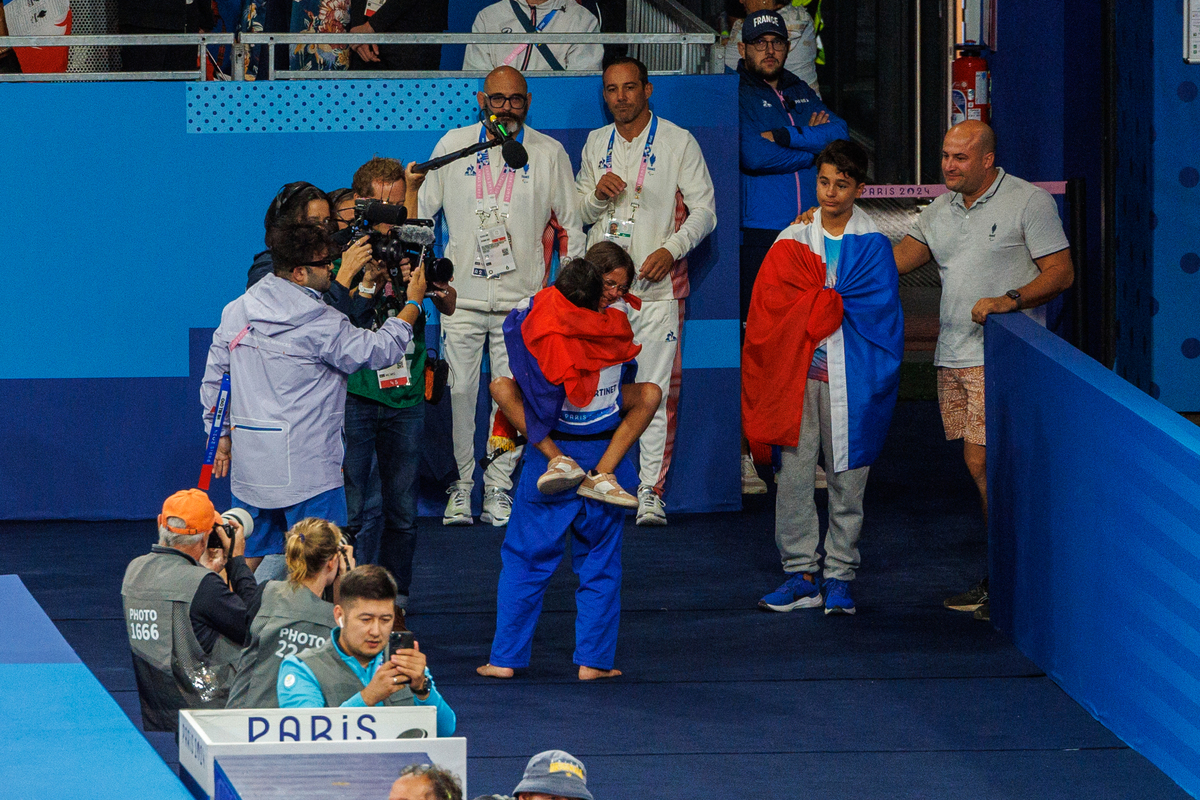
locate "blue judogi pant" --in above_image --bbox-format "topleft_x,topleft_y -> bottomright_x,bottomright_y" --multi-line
489,435 -> 636,671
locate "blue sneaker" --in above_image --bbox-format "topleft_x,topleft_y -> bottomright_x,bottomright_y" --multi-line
823,578 -> 856,615
758,572 -> 823,612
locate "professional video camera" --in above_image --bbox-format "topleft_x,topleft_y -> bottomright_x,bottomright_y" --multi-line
331,199 -> 454,301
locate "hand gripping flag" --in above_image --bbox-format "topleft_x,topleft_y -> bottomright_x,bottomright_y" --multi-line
503,287 -> 642,445
742,208 -> 904,472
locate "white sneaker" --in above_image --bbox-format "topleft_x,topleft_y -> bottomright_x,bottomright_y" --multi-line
480,486 -> 512,526
635,485 -> 667,526
741,454 -> 768,495
442,483 -> 473,526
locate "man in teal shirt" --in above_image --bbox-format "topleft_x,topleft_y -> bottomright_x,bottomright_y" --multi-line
277,565 -> 456,736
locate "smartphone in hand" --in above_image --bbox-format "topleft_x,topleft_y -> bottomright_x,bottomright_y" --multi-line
387,630 -> 415,661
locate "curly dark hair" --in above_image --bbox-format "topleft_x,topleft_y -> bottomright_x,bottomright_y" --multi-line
270,223 -> 335,276
397,764 -> 463,800
814,139 -> 870,185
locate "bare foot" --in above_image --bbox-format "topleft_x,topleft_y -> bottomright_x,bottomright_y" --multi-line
476,663 -> 514,679
578,665 -> 622,681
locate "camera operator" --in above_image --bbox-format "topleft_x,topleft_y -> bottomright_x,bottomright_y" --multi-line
276,565 -> 457,737
340,157 -> 456,627
202,223 -> 427,583
121,489 -> 255,732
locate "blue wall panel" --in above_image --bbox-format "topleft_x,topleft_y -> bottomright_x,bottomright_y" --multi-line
0,74 -> 740,519
986,313 -> 1200,797
1150,0 -> 1200,409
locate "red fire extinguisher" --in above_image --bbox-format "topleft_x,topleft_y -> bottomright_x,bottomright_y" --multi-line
951,48 -> 990,125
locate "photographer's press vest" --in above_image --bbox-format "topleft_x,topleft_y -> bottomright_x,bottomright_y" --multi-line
295,639 -> 415,707
121,550 -> 242,732
226,581 -> 335,709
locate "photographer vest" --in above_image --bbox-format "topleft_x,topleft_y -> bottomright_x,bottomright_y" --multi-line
121,550 -> 241,732
295,639 -> 415,707
227,581 -> 335,709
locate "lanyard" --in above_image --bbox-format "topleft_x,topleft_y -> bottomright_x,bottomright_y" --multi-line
502,6 -> 559,66
475,126 -> 517,226
603,114 -> 658,223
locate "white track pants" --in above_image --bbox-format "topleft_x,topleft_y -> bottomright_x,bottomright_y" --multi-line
627,298 -> 684,495
442,307 -> 522,492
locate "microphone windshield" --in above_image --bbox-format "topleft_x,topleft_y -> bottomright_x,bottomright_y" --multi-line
501,139 -> 529,170
394,224 -> 436,246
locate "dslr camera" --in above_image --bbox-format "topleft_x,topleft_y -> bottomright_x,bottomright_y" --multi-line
331,199 -> 453,310
207,507 -> 254,551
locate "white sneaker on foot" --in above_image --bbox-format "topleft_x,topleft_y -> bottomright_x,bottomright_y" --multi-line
741,454 -> 768,495
635,485 -> 667,526
481,486 -> 512,526
443,483 -> 473,526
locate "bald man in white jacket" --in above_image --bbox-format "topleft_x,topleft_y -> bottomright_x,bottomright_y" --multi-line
419,66 -> 584,527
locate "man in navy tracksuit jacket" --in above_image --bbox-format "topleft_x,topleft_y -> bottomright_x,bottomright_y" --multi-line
737,9 -> 847,322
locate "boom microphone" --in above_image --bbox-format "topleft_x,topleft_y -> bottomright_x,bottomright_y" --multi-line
501,138 -> 529,170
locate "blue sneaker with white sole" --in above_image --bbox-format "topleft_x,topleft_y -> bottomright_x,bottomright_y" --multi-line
823,578 -> 856,615
758,572 -> 823,612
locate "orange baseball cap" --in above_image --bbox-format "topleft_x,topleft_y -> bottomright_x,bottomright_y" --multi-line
158,489 -> 222,536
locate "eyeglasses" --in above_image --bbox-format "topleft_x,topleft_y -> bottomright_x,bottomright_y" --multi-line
485,93 -> 528,110
298,257 -> 335,269
603,279 -> 630,294
748,38 -> 788,52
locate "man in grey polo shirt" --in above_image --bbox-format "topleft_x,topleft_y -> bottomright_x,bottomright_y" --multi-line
893,120 -> 1073,621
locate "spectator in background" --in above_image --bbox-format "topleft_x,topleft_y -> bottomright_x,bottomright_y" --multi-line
121,489 -> 254,732
724,0 -> 819,94
276,565 -> 457,737
340,157 -> 456,628
736,9 -> 844,494
0,6 -> 21,74
347,0 -> 446,71
119,0 -> 212,73
389,765 -> 464,800
512,750 -> 595,800
289,0 -> 351,72
894,120 -> 1073,622
417,66 -> 584,527
226,518 -> 353,709
201,223 -> 426,581
462,0 -> 602,73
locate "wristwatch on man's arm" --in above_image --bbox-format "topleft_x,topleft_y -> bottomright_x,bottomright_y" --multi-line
1005,289 -> 1022,310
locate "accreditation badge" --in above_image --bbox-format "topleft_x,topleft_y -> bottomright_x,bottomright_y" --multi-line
377,338 -> 416,389
603,217 -> 635,252
477,222 -> 518,277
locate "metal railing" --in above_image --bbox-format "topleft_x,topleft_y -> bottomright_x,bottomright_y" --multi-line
0,0 -> 720,81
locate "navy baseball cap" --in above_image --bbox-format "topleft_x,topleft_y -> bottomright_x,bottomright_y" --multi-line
742,10 -> 788,43
513,750 -> 593,800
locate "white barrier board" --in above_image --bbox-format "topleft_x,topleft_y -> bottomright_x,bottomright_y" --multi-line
179,708 -> 465,799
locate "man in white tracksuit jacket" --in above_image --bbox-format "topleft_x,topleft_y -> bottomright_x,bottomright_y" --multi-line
575,56 -> 717,525
201,224 -> 427,578
462,0 -> 603,73
419,65 -> 584,527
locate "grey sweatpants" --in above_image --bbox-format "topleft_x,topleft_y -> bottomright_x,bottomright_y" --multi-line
775,379 -> 871,581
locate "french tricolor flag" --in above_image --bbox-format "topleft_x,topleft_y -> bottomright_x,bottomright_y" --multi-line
742,208 -> 904,472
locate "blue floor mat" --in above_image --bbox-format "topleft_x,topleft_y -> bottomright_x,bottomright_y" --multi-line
0,402 -> 1187,799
